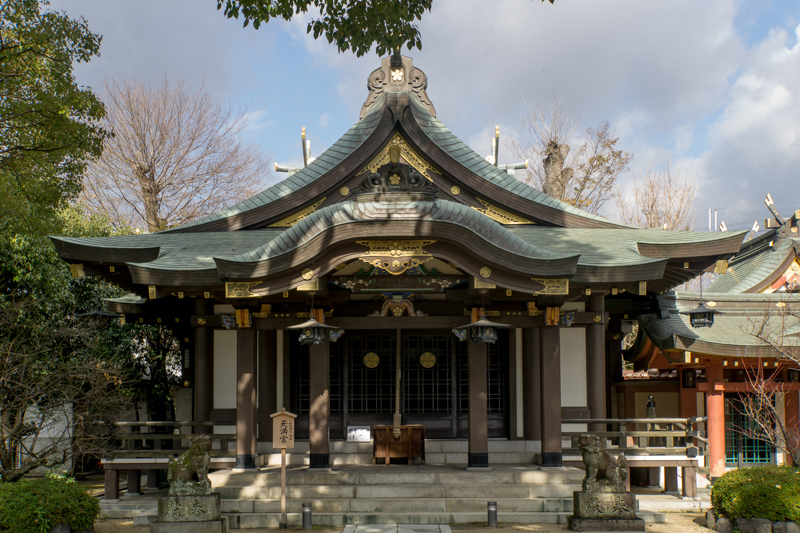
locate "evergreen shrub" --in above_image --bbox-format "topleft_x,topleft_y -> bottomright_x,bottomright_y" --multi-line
711,466 -> 800,522
0,477 -> 99,532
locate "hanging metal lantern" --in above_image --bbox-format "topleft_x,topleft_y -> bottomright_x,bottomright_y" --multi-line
452,315 -> 510,344
680,302 -> 719,328
287,318 -> 343,345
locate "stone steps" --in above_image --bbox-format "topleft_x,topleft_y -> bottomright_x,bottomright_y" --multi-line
210,465 -> 591,528
232,511 -> 572,529
221,497 -> 572,514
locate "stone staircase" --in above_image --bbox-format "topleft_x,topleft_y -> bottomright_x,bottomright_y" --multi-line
210,464 -> 591,529
255,440 -> 540,466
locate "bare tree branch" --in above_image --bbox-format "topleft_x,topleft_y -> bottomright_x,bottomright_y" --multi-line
81,78 -> 272,232
613,158 -> 697,231
508,96 -> 631,214
735,304 -> 800,466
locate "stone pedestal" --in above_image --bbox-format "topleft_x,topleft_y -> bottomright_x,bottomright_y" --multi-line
568,491 -> 645,531
150,494 -> 227,532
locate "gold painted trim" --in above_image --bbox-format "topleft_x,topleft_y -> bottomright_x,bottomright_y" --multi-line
359,133 -> 441,181
267,197 -> 326,227
357,239 -> 436,276
531,278 -> 569,295
474,277 -> 496,290
472,198 -> 534,225
225,281 -> 262,298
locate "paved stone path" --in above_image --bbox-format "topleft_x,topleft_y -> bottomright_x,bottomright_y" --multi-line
344,525 -> 452,533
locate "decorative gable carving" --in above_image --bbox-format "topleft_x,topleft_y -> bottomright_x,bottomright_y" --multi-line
360,133 -> 440,182
360,53 -> 435,118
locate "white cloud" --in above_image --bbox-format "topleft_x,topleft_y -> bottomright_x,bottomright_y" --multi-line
693,23 -> 800,230
319,113 -> 330,130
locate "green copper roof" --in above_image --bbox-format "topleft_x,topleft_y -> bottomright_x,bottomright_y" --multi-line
707,232 -> 799,293
407,95 -> 626,227
507,227 -> 736,268
637,291 -> 800,358
163,94 -> 387,232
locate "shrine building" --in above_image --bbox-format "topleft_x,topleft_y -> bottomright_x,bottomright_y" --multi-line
52,54 -> 795,489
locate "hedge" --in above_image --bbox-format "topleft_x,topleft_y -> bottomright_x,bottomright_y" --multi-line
0,477 -> 99,533
711,465 -> 800,522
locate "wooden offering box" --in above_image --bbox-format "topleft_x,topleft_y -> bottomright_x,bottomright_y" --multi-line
372,425 -> 425,465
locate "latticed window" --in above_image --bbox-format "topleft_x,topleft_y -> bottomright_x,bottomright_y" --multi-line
346,334 -> 395,414
403,334 -> 453,414
725,395 -> 773,465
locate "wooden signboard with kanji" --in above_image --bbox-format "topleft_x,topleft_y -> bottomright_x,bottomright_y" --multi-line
271,409 -> 297,449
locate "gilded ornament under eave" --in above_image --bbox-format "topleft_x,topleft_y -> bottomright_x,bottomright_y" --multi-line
532,278 -> 569,295
359,133 -> 441,182
472,198 -> 534,225
267,198 -> 326,227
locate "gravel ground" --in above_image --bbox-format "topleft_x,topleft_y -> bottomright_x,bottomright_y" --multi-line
93,512 -> 708,533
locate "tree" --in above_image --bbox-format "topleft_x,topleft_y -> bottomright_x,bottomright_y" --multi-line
0,0 -> 107,237
82,78 -> 271,233
0,225 -> 134,481
508,97 -> 632,214
217,0 -> 555,57
613,159 -> 697,231
0,300 -> 131,482
739,303 -> 800,466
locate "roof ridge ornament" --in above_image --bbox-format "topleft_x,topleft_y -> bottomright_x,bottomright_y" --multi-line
360,55 -> 435,118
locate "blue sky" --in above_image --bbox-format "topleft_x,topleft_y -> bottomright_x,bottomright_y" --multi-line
52,0 -> 800,233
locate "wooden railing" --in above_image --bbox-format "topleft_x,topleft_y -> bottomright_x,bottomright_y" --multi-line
110,421 -> 235,458
561,417 -> 709,458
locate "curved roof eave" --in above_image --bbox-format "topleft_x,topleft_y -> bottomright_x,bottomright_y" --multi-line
212,198 -> 581,280
402,94 -> 629,229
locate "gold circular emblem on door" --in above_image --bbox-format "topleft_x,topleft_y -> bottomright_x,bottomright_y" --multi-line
363,352 -> 380,368
420,352 -> 436,368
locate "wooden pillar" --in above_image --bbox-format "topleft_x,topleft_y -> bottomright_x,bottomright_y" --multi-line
126,469 -> 141,495
145,469 -> 158,489
540,325 -> 562,466
522,328 -> 541,441
706,362 -> 726,479
679,369 -> 698,418
586,294 -> 606,432
104,469 -> 119,500
468,341 -> 489,467
236,328 -> 257,469
309,342 -> 330,468
664,467 -> 679,493
258,330 -> 277,443
508,330 -> 519,440
679,367 -> 699,495
606,337 -> 622,416
682,465 -> 698,498
193,299 -> 213,434
786,389 -> 799,466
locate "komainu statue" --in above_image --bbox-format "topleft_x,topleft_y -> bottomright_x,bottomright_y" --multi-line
578,433 -> 628,493
167,434 -> 212,496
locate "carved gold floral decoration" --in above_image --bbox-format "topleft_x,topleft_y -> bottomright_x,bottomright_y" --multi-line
359,133 -> 441,181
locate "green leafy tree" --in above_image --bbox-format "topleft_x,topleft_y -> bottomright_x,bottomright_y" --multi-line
217,0 -> 555,57
0,0 -> 107,237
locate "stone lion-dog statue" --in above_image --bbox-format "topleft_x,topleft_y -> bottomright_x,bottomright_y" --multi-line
577,433 -> 628,493
167,434 -> 213,495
